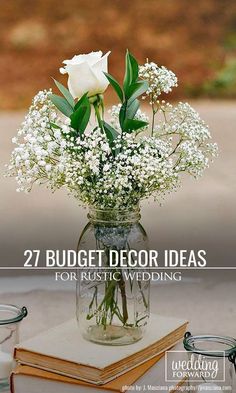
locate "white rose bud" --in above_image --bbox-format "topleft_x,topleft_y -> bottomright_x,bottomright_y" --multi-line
60,51 -> 110,99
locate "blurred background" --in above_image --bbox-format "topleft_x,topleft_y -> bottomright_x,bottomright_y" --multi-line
1,0 -> 236,109
0,0 -> 235,276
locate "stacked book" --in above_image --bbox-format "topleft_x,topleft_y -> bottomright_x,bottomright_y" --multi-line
11,314 -> 188,393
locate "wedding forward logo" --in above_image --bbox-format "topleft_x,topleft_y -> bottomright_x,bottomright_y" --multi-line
165,350 -> 225,383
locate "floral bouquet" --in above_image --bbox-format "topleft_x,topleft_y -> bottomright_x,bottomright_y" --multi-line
7,50 -> 217,206
7,51 -> 217,344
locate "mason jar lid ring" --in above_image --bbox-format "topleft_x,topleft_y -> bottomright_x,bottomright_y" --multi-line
228,350 -> 236,372
183,331 -> 236,358
0,304 -> 28,325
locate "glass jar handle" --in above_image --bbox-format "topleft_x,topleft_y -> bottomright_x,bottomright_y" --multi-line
21,306 -> 28,318
229,350 -> 236,374
184,332 -> 197,351
184,331 -> 192,339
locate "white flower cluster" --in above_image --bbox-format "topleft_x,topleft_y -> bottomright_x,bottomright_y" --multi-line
109,104 -> 149,133
139,62 -> 178,102
156,102 -> 211,141
7,90 -> 71,193
62,130 -> 179,208
7,88 -> 217,209
155,102 -> 218,177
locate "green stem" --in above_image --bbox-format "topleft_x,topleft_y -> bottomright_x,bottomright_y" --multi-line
117,271 -> 128,324
127,242 -> 148,310
151,95 -> 157,136
93,99 -> 104,132
151,106 -> 155,137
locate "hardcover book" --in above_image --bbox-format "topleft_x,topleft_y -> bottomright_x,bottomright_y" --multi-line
11,350 -> 187,393
14,314 -> 188,384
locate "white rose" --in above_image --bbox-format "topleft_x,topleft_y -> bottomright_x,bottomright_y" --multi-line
60,51 -> 110,99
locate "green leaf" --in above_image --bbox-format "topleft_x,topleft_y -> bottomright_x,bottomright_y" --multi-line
123,50 -> 139,95
123,118 -> 149,133
119,102 -> 126,130
53,79 -> 74,108
70,102 -> 91,135
128,52 -> 139,82
50,94 -> 73,117
79,104 -> 91,133
70,106 -> 85,131
103,121 -> 119,147
126,99 -> 139,119
103,122 -> 119,156
123,51 -> 133,94
104,72 -> 123,101
127,80 -> 148,101
119,99 -> 140,131
74,92 -> 89,111
70,93 -> 91,134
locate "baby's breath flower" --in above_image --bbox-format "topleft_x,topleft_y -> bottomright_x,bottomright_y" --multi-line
6,89 -> 71,193
154,102 -> 218,178
139,62 -> 178,103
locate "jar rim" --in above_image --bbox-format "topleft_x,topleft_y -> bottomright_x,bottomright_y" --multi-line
183,333 -> 236,357
87,205 -> 141,224
0,304 -> 28,325
88,205 -> 140,213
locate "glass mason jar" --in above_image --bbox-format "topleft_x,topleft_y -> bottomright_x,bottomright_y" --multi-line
0,305 -> 27,391
76,206 -> 150,345
183,332 -> 236,392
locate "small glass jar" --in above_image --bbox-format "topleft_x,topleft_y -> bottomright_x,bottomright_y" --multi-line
76,206 -> 150,345
0,305 -> 27,391
184,332 -> 236,391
